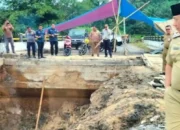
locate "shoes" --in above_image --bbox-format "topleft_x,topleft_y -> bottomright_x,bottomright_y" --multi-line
41,56 -> 46,58
105,55 -> 107,57
33,56 -> 36,58
92,54 -> 94,57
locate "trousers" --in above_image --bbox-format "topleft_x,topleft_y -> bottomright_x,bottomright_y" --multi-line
50,41 -> 58,55
91,42 -> 100,56
5,37 -> 15,53
103,39 -> 112,57
37,42 -> 44,58
165,87 -> 180,130
27,42 -> 36,57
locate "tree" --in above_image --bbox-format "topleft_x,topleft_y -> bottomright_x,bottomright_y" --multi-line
0,0 -> 179,36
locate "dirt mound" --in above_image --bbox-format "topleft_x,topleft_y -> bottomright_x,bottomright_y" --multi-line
0,66 -> 165,130
42,67 -> 165,130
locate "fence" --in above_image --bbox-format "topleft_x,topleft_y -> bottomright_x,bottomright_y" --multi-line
13,36 -> 66,42
143,36 -> 164,50
144,36 -> 164,42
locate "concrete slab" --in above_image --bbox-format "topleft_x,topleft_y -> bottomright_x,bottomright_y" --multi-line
143,54 -> 162,72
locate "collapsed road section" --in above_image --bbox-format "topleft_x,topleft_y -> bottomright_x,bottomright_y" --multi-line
0,55 -> 165,130
0,55 -> 144,98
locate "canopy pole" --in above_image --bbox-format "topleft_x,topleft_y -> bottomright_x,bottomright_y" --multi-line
113,0 -> 121,52
123,18 -> 126,35
112,1 -> 150,31
123,17 -> 127,55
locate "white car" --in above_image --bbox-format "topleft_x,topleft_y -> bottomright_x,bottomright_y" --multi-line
109,34 -> 123,46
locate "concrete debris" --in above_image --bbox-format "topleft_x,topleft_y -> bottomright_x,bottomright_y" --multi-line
130,125 -> 165,130
149,74 -> 165,89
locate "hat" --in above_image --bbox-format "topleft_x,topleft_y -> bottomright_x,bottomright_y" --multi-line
171,3 -> 180,16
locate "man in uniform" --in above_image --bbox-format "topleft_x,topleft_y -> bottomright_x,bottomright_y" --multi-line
165,3 -> 180,130
48,24 -> 59,56
36,25 -> 46,59
162,25 -> 173,75
89,26 -> 101,57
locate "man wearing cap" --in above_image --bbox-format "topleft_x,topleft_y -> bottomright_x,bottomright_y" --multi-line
165,3 -> 180,130
162,25 -> 173,75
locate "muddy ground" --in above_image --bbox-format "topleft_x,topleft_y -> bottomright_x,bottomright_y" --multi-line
0,66 -> 165,130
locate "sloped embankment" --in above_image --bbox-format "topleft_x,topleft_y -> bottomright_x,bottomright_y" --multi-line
43,66 -> 165,130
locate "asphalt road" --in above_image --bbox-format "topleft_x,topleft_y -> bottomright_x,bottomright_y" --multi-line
0,41 -> 145,56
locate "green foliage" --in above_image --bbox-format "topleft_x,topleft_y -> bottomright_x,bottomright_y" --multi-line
131,41 -> 150,52
0,0 -> 179,37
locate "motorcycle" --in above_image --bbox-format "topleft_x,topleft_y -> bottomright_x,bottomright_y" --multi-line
78,37 -> 90,56
64,36 -> 72,56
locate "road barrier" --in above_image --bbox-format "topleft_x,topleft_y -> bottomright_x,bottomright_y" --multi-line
13,36 -> 66,42
143,36 -> 164,50
144,36 -> 164,42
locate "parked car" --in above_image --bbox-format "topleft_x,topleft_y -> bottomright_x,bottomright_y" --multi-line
100,33 -> 123,52
110,34 -> 123,46
149,49 -> 163,54
68,29 -> 88,50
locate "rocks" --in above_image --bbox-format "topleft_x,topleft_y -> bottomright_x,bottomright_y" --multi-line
150,115 -> 160,122
6,107 -> 22,115
130,125 -> 165,130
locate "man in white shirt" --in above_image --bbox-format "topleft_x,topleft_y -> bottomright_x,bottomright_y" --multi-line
102,24 -> 112,58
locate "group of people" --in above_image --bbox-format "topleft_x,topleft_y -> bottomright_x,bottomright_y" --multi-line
25,24 -> 59,59
2,22 -> 114,58
2,2 -> 180,129
89,24 -> 113,58
2,22 -> 59,59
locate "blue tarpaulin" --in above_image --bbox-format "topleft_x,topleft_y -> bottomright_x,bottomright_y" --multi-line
120,0 -> 167,34
45,0 -> 168,35
120,0 -> 154,26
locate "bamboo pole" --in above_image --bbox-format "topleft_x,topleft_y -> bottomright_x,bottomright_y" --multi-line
94,0 -> 119,49
113,0 -> 121,52
112,1 -> 150,31
35,74 -> 57,130
94,1 -> 150,51
35,78 -> 46,130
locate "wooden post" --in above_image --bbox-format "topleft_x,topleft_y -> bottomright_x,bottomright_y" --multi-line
35,78 -> 46,130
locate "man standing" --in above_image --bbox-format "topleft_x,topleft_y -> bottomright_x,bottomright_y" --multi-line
162,25 -> 173,75
165,3 -> 180,130
36,25 -> 46,59
48,24 -> 59,56
89,26 -> 101,57
25,27 -> 36,58
2,20 -> 15,53
102,24 -> 112,58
